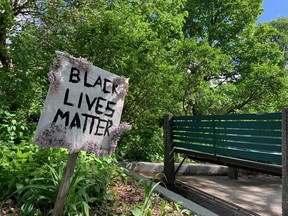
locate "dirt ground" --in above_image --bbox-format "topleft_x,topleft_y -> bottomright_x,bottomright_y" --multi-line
176,174 -> 282,216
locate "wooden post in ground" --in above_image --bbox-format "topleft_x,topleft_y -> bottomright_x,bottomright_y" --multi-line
163,113 -> 175,187
52,152 -> 79,216
282,109 -> 288,215
228,167 -> 238,180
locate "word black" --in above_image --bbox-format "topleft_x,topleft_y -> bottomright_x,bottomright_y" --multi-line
69,67 -> 118,94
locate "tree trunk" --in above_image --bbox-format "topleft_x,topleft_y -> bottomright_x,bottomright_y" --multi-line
0,18 -> 12,70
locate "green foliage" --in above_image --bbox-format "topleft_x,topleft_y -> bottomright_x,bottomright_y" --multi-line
130,174 -> 194,216
118,125 -> 163,162
131,179 -> 161,216
0,0 -> 287,163
0,109 -> 33,144
0,1 -> 286,214
184,0 -> 263,46
266,17 -> 288,68
171,0 -> 286,116
7,0 -> 188,162
0,1 -> 15,69
64,155 -> 120,216
0,140 -> 123,215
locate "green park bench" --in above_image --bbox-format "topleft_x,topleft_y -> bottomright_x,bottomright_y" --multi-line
163,112 -> 284,185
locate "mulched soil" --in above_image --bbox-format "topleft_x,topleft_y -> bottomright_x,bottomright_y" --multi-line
96,177 -> 192,215
0,201 -> 20,215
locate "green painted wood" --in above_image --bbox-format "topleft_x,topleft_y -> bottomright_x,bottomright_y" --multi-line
215,140 -> 281,152
174,142 -> 215,154
174,131 -> 281,145
173,127 -> 281,137
173,132 -> 282,145
173,127 -> 215,133
173,120 -> 281,130
216,148 -> 281,165
173,131 -> 215,139
214,128 -> 281,137
214,121 -> 282,130
174,135 -> 281,150
173,115 -> 215,121
173,136 -> 215,146
173,112 -> 281,121
172,112 -> 282,166
173,121 -> 215,127
215,134 -> 281,145
213,113 -> 281,120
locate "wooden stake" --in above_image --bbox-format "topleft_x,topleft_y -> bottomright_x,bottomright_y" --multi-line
52,152 -> 79,216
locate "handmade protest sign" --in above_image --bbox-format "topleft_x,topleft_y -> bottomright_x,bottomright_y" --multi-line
33,51 -> 130,156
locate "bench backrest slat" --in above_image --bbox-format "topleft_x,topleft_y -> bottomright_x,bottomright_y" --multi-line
172,112 -> 282,165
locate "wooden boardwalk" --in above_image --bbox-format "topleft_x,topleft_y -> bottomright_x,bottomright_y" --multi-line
174,175 -> 281,216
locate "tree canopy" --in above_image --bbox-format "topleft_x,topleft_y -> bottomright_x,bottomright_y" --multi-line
1,0 -> 287,161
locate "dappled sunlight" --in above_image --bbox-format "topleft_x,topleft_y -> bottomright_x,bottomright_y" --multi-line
177,174 -> 281,216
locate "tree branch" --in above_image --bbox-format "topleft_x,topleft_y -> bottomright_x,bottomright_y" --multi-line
13,0 -> 37,16
226,91 -> 257,114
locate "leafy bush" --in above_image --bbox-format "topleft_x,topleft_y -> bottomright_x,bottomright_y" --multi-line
0,109 -> 33,144
117,125 -> 163,162
0,140 -> 124,215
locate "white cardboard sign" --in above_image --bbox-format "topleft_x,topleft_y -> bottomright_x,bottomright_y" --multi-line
33,51 -> 128,155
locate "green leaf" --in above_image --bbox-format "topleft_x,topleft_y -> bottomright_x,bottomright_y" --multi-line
131,207 -> 143,216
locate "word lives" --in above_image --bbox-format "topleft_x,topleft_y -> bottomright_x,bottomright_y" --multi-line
52,67 -> 119,137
